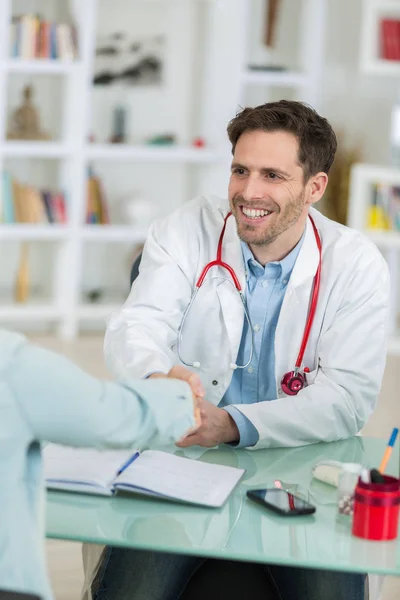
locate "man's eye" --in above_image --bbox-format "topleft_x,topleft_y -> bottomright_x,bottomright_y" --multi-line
233,168 -> 246,175
267,172 -> 280,180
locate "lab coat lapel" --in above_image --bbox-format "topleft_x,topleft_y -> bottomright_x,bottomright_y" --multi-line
275,215 -> 321,386
216,214 -> 246,361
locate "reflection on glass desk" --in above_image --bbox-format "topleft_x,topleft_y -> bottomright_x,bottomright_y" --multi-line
46,437 -> 400,576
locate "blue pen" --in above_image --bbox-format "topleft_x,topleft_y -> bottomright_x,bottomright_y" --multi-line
117,451 -> 140,476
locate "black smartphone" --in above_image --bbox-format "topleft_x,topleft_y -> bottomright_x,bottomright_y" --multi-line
247,488 -> 316,516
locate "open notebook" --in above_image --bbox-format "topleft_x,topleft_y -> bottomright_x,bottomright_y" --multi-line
43,444 -> 245,508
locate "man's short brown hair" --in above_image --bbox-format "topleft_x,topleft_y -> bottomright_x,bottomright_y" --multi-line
227,100 -> 337,181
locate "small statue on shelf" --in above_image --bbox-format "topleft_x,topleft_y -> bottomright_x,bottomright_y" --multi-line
7,84 -> 50,141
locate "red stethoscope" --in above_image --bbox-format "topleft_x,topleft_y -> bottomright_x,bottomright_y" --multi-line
177,212 -> 322,396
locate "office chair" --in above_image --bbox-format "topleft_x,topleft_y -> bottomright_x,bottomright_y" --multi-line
130,252 -> 142,286
0,591 -> 41,600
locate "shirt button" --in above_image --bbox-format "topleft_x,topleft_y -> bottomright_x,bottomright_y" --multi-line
247,366 -> 254,374
282,278 -> 288,285
261,281 -> 268,288
253,324 -> 260,332
212,380 -> 218,386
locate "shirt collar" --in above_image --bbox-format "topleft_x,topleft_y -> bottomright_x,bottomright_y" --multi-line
241,227 -> 306,281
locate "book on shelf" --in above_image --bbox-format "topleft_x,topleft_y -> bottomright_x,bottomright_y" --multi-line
86,170 -> 110,225
10,14 -> 78,60
0,171 -> 67,225
367,182 -> 400,231
380,18 -> 400,62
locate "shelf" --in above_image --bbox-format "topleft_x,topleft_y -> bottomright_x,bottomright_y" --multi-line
81,225 -> 148,243
361,58 -> 400,76
3,59 -> 80,75
365,230 -> 400,249
242,70 -> 308,87
86,144 -> 221,163
350,163 -> 400,185
78,303 -> 119,321
0,304 -> 61,321
2,141 -> 71,158
0,225 -> 70,240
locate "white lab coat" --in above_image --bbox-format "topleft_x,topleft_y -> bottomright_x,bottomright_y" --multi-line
105,195 -> 390,450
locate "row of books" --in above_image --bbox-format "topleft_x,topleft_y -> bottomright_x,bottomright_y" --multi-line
380,18 -> 400,61
10,14 -> 78,60
367,183 -> 400,231
1,172 -> 67,224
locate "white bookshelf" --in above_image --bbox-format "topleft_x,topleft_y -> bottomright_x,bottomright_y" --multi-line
0,0 -> 232,338
348,163 -> 400,355
0,0 -> 327,338
360,0 -> 400,76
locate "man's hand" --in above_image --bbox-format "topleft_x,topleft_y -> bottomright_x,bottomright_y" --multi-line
176,398 -> 240,448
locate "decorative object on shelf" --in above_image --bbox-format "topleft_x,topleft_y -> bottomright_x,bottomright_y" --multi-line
248,64 -> 286,72
10,14 -> 78,60
380,18 -> 400,62
192,137 -> 205,148
264,0 -> 281,47
109,106 -> 127,144
7,84 -> 50,141
86,168 -> 110,224
87,289 -> 104,303
323,136 -> 361,226
367,183 -> 400,231
94,33 -> 164,86
118,193 -> 158,228
146,133 -> 176,146
14,242 -> 30,303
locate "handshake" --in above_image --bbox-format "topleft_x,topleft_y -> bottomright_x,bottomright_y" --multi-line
149,365 -> 240,448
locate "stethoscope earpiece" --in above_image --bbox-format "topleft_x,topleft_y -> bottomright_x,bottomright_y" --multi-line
192,361 -> 201,369
229,362 -> 237,370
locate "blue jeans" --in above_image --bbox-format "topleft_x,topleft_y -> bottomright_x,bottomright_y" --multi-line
92,547 -> 366,600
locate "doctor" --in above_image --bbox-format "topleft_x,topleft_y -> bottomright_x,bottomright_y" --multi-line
90,100 -> 390,600
105,99 -> 389,451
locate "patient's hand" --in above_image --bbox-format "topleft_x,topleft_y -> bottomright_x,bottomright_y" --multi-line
149,365 -> 204,432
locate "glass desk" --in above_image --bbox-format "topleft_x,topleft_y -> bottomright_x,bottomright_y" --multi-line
46,437 -> 400,576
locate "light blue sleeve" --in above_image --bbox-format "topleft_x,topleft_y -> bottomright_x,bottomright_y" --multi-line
223,405 -> 259,448
7,340 -> 195,449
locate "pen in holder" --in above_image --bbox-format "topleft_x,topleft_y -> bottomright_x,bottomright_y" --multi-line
352,475 -> 400,540
352,427 -> 400,540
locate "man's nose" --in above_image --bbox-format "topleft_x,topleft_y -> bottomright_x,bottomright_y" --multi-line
241,176 -> 265,202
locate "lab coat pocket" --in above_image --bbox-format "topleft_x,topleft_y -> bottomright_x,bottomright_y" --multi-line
305,367 -> 318,387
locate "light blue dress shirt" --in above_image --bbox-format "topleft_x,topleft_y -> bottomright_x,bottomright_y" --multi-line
220,232 -> 305,448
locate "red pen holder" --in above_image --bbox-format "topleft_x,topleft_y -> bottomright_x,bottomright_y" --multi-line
352,475 -> 400,541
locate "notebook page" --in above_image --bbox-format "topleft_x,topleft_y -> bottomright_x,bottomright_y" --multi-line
114,450 -> 244,507
43,444 -> 138,490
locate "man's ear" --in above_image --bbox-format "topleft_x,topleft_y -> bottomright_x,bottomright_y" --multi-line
307,172 -> 328,206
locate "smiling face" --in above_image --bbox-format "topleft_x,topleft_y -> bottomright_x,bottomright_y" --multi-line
228,130 -> 313,254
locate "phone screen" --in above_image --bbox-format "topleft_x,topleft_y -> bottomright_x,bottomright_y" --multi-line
248,488 -> 315,514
